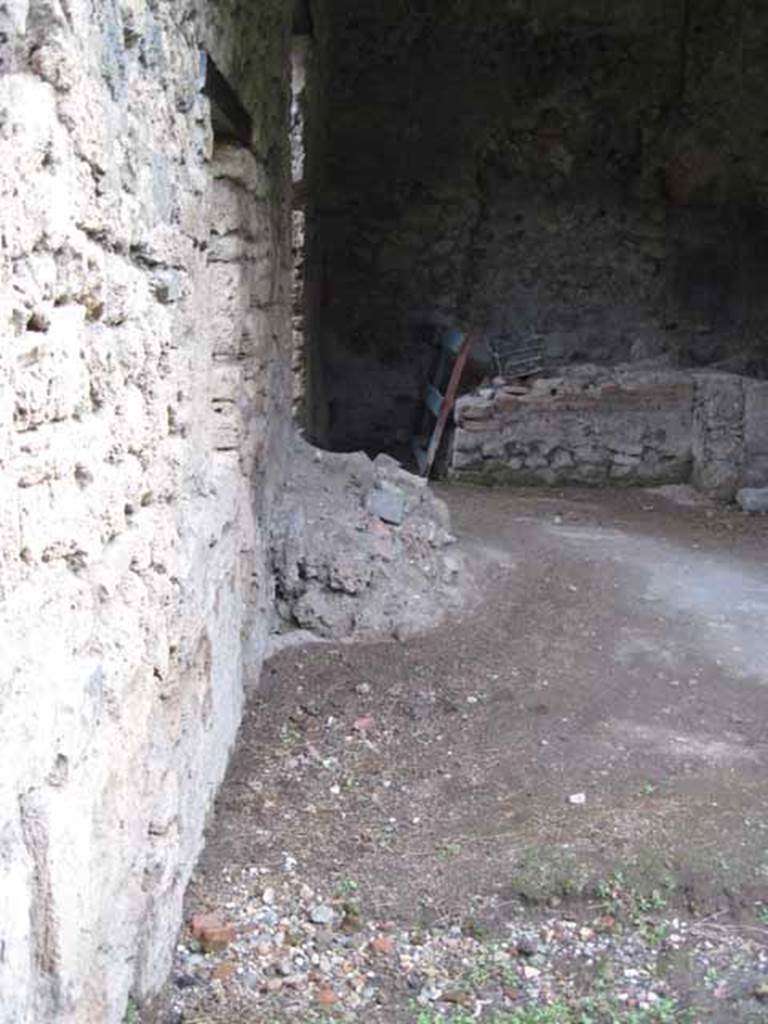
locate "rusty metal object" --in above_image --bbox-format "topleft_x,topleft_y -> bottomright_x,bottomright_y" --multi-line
414,328 -> 477,478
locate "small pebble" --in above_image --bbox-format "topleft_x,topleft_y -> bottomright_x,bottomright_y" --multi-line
309,904 -> 335,925
517,937 -> 539,957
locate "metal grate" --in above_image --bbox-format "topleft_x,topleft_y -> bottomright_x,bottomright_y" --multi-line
488,332 -> 544,379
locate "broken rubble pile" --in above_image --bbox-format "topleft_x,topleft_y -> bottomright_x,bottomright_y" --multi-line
269,440 -> 464,641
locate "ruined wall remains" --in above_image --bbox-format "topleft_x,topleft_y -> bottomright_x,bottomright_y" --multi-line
743,378 -> 768,488
309,0 -> 768,453
290,33 -> 313,425
0,2 -> 293,1021
451,366 -> 768,499
298,0 -> 331,448
453,366 -> 694,486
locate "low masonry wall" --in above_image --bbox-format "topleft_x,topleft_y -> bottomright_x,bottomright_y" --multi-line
451,365 -> 768,499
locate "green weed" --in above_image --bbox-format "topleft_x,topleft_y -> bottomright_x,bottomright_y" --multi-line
122,998 -> 140,1024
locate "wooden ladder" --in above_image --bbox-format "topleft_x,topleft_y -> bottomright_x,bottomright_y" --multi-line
412,326 -> 476,478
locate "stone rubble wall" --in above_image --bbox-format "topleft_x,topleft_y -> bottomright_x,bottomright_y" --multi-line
451,366 -> 768,499
0,2 -> 292,1022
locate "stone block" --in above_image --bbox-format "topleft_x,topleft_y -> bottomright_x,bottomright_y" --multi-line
481,438 -> 505,459
743,454 -> 768,489
212,145 -> 269,197
570,463 -> 608,484
13,307 -> 90,432
292,589 -> 355,637
493,392 -> 525,413
550,449 -> 573,468
459,419 -> 494,434
151,269 -> 185,304
694,460 -> 736,499
210,364 -> 242,403
744,380 -> 768,450
452,449 -> 483,470
608,442 -> 644,457
120,0 -> 147,44
18,477 -> 103,565
736,487 -> 768,513
456,396 -> 494,421
210,401 -> 242,451
453,428 -> 482,453
743,380 -> 768,486
366,483 -> 406,525
692,373 -> 745,498
573,446 -> 606,465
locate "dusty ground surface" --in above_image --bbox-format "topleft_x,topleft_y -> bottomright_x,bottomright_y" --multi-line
153,485 -> 768,1024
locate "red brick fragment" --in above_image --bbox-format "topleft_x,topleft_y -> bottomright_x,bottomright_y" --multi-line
369,935 -> 394,955
190,911 -> 235,952
191,911 -> 222,938
200,925 -> 235,953
317,986 -> 339,1007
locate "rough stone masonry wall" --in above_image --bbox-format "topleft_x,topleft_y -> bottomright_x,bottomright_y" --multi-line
0,2 -> 292,1022
452,366 -> 768,499
309,0 -> 768,453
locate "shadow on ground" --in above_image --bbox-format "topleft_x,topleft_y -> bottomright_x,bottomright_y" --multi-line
155,485 -> 768,1024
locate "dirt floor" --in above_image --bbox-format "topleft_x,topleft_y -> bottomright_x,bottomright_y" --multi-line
155,484 -> 768,1024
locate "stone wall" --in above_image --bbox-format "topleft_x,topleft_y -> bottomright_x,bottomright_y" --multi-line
0,2 -> 292,1022
298,0 -> 331,448
308,0 -> 768,453
743,378 -> 768,488
691,374 -> 768,497
451,365 -> 768,499
290,34 -> 313,425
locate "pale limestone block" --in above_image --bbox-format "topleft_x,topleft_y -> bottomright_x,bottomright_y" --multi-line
18,476 -> 102,564
209,364 -> 242,403
212,144 -> 269,197
210,401 -> 242,451
13,306 -> 90,431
